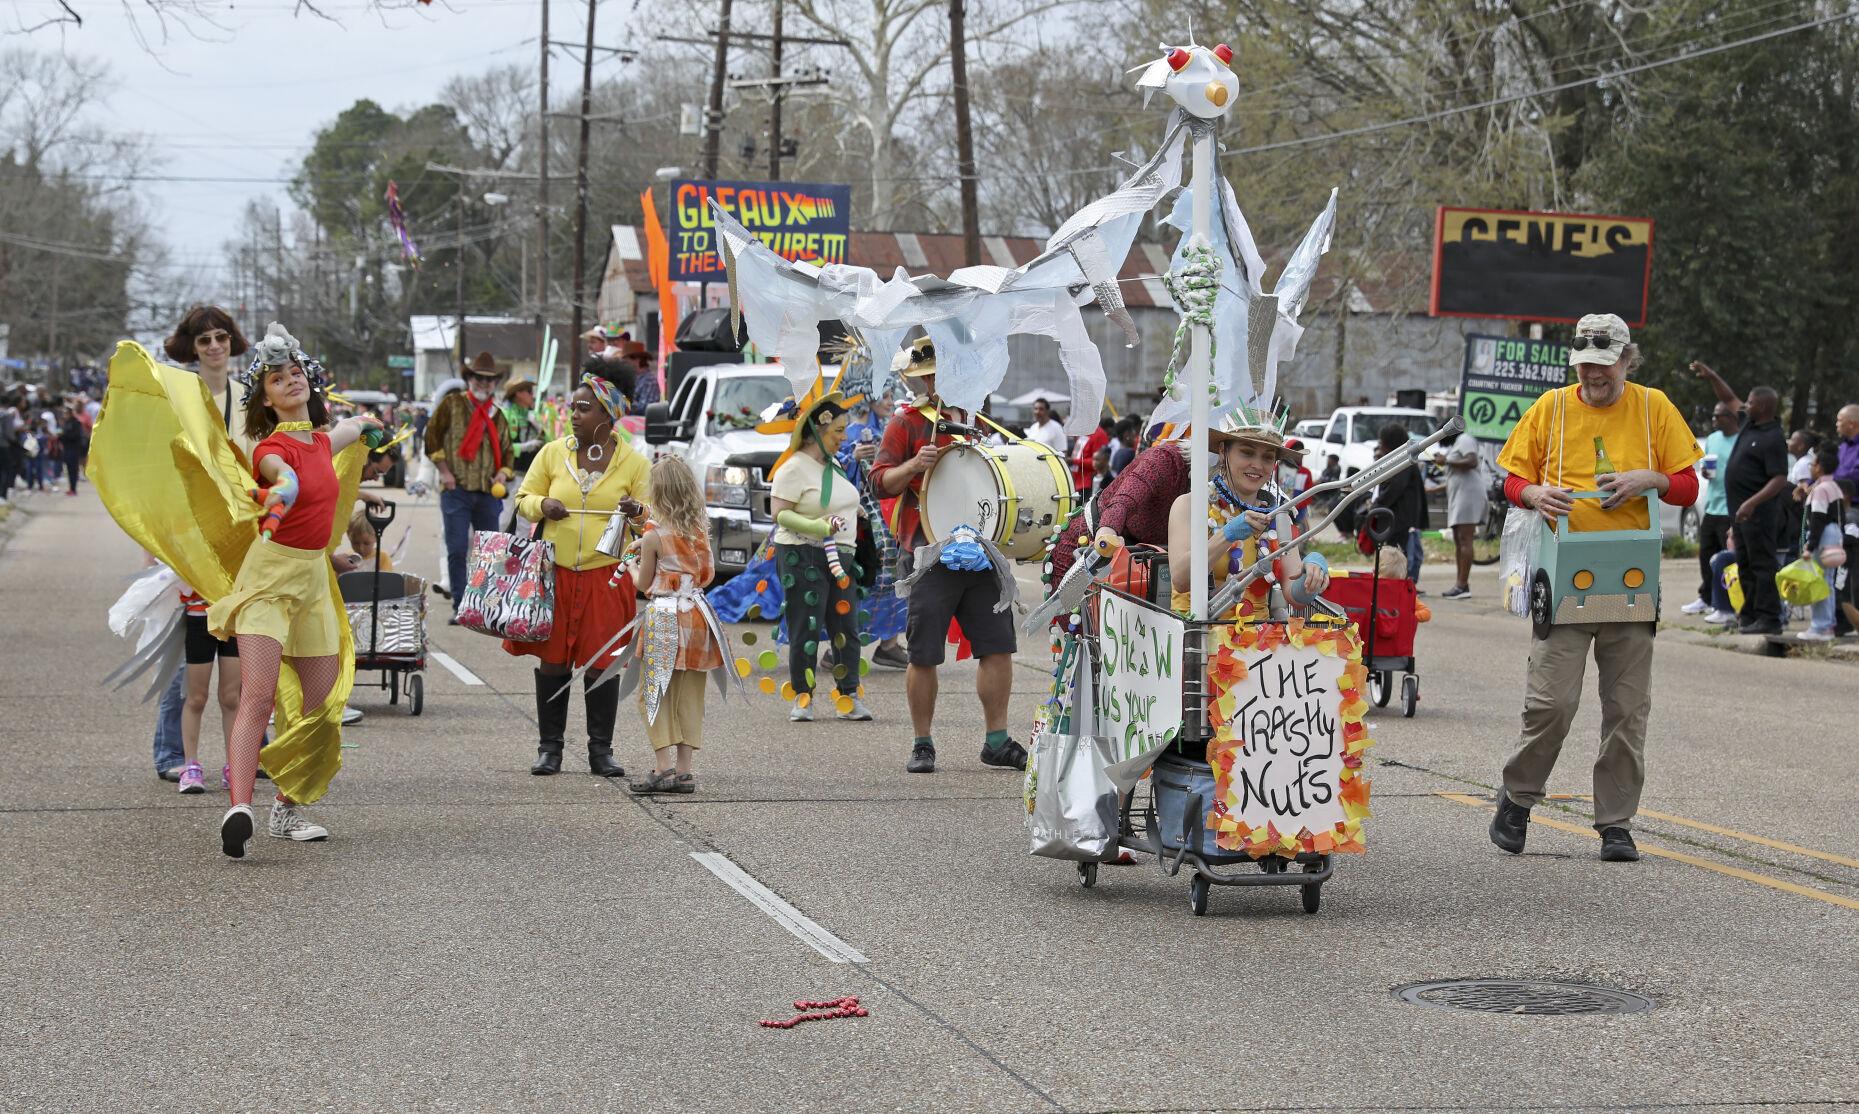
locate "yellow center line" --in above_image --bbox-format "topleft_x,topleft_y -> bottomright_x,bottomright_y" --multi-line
1435,792 -> 1859,913
1562,797 -> 1859,871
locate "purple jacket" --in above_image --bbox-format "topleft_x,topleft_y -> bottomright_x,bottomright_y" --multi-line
1838,433 -> 1859,490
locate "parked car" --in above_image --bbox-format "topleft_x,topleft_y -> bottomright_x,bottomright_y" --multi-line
642,363 -> 798,576
1318,407 -> 1440,477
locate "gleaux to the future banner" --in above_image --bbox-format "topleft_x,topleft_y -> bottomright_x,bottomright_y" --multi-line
671,179 -> 853,282
1430,206 -> 1654,326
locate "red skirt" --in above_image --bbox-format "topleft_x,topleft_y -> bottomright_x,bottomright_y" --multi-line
503,565 -> 637,670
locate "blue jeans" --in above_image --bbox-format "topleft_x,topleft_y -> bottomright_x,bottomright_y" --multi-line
441,487 -> 505,610
152,664 -> 186,774
1403,529 -> 1423,583
1809,524 -> 1841,632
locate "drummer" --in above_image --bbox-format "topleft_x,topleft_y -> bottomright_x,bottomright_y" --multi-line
870,337 -> 1026,775
1166,413 -> 1329,623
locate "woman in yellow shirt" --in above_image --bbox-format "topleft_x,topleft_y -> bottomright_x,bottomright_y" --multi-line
505,372 -> 650,777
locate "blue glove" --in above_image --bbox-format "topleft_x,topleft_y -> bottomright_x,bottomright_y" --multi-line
1222,514 -> 1253,542
940,526 -> 993,572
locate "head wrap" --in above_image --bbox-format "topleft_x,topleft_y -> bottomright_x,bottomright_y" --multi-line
581,372 -> 626,421
234,322 -> 326,404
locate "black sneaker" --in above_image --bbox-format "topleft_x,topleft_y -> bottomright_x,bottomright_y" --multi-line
158,766 -> 182,783
871,644 -> 909,670
1441,584 -> 1472,600
980,737 -> 1028,771
905,742 -> 936,774
1599,826 -> 1640,862
1738,621 -> 1782,636
1488,789 -> 1530,854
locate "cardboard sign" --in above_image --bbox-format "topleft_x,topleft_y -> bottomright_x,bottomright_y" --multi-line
1458,334 -> 1571,443
1430,207 -> 1654,326
1096,591 -> 1185,764
671,179 -> 852,282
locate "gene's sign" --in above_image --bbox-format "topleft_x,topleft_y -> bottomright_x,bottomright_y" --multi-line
671,179 -> 852,282
1430,207 -> 1654,326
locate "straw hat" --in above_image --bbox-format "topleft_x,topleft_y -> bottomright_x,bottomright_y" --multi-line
1207,406 -> 1302,464
894,335 -> 937,378
503,375 -> 536,401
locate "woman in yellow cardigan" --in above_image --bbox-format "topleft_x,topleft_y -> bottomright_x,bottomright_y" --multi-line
505,372 -> 650,776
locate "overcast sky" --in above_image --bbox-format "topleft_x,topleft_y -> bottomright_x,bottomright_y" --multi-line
18,0 -> 636,304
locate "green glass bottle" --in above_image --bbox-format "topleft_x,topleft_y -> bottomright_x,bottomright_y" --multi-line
1592,436 -> 1617,478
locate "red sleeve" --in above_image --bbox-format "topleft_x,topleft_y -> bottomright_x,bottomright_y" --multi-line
868,412 -> 920,496
1503,473 -> 1532,508
1662,468 -> 1698,506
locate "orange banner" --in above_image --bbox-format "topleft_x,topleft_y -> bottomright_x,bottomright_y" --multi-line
641,187 -> 678,391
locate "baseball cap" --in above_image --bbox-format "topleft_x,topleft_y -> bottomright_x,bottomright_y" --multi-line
1569,313 -> 1631,367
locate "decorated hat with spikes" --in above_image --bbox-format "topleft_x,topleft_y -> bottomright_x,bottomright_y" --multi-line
1206,398 -> 1301,463
234,321 -> 327,404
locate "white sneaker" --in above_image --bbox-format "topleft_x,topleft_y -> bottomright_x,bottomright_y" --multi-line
1704,609 -> 1738,625
268,799 -> 329,842
1797,629 -> 1834,642
789,701 -> 814,722
220,804 -> 254,859
341,706 -> 364,726
836,697 -> 874,722
1680,598 -> 1710,615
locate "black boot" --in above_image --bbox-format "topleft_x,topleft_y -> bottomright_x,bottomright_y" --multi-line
1488,789 -> 1530,854
531,669 -> 569,775
584,671 -> 625,778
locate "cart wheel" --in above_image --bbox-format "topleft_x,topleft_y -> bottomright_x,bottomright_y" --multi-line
1188,875 -> 1210,916
1529,569 -> 1554,641
407,673 -> 424,716
1368,670 -> 1392,708
1078,861 -> 1098,889
1301,883 -> 1322,914
388,676 -> 400,705
1401,674 -> 1418,718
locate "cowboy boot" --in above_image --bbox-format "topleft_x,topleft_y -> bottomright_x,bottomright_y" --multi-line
584,670 -> 625,778
531,669 -> 569,775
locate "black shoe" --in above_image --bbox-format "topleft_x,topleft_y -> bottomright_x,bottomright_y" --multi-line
531,670 -> 569,776
447,614 -> 461,626
583,671 -> 624,777
158,766 -> 182,783
1599,826 -> 1640,861
871,644 -> 909,670
1738,621 -> 1782,636
433,584 -> 451,600
1488,790 -> 1530,854
980,737 -> 1028,771
905,742 -> 936,773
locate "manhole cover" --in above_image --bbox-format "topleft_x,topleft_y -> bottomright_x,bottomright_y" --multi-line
1394,979 -> 1655,1016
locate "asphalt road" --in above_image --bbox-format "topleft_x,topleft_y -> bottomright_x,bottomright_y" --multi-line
4,486 -> 1856,1113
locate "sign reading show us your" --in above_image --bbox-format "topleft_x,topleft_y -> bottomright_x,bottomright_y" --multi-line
1430,206 -> 1654,326
1214,638 -> 1348,837
1097,591 -> 1185,765
670,179 -> 853,282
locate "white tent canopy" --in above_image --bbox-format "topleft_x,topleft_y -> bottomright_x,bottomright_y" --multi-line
1007,389 -> 1069,407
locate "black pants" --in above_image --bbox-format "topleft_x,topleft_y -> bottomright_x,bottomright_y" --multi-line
774,542 -> 860,696
0,446 -> 14,497
63,451 -> 80,492
1696,513 -> 1733,602
1732,509 -> 1783,627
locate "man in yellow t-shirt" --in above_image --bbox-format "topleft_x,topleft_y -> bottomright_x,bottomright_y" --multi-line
1489,313 -> 1703,864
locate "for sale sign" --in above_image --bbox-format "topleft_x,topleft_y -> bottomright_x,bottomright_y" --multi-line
1458,334 -> 1571,444
671,179 -> 852,282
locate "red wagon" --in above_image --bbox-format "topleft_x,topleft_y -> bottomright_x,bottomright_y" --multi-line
1321,570 -> 1421,718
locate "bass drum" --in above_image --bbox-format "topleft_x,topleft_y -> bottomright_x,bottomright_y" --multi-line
920,441 -> 1075,561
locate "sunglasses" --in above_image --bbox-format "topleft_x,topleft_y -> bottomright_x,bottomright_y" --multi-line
1570,334 -> 1620,352
197,331 -> 231,346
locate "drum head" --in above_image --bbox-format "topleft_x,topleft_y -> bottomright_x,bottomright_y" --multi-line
921,445 -> 1005,544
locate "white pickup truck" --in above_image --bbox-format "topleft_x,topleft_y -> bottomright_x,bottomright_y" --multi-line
641,363 -> 795,576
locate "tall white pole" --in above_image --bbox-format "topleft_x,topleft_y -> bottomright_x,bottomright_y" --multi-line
1188,126 -> 1214,623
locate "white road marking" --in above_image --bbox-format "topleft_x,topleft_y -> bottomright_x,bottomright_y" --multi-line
690,852 -> 868,963
430,651 -> 484,686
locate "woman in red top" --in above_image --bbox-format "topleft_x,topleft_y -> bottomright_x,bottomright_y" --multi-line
207,323 -> 379,859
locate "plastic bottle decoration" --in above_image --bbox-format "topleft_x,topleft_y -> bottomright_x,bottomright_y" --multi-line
823,515 -> 850,587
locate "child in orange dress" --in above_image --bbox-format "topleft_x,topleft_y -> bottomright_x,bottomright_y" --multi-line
625,456 -> 730,794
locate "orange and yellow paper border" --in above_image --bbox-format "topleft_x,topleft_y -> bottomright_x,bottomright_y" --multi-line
1203,618 -> 1373,858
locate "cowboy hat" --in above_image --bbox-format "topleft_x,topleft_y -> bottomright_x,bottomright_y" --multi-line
464,351 -> 501,378
503,375 -> 537,401
1207,409 -> 1303,464
894,335 -> 937,378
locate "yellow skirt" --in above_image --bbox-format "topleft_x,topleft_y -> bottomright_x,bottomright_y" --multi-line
208,540 -> 342,657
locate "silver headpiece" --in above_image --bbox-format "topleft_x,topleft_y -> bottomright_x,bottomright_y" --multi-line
235,322 -> 327,403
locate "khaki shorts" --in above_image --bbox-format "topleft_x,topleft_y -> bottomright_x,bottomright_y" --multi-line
208,540 -> 342,658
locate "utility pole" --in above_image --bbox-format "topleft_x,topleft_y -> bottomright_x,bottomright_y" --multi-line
570,0 -> 598,344
455,191 -> 468,365
950,0 -> 980,267
700,0 -> 734,179
538,0 -> 551,329
768,0 -> 784,180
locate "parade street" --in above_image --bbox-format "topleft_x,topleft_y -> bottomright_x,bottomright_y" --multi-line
5,490 -> 1856,1114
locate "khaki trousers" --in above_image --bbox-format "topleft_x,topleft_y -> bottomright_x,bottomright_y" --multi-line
1502,621 -> 1656,830
642,669 -> 708,752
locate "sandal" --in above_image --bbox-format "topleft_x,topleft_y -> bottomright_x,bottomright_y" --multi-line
628,770 -> 678,795
671,773 -> 697,794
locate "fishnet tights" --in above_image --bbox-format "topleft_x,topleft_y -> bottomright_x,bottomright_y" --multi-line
226,635 -> 340,807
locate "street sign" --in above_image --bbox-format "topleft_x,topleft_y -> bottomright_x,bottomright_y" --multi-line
1430,207 -> 1654,326
386,354 -> 415,369
1458,334 -> 1570,444
670,178 -> 852,282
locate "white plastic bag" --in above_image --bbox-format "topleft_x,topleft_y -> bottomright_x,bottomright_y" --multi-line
1026,732 -> 1121,861
1499,505 -> 1543,617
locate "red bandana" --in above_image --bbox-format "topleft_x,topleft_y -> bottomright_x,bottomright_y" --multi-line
459,396 -> 504,470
